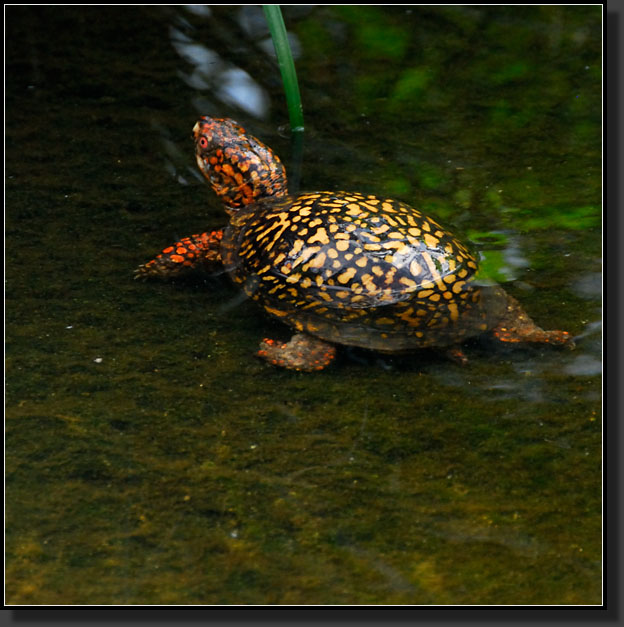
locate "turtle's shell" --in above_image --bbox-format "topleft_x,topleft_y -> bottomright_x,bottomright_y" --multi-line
221,191 -> 507,351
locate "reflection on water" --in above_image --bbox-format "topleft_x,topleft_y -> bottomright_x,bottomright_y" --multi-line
170,5 -> 302,120
171,23 -> 269,118
572,271 -> 602,300
564,353 -> 602,377
238,5 -> 303,59
474,232 -> 530,284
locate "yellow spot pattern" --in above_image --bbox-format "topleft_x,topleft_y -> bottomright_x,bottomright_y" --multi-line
220,190 -> 485,349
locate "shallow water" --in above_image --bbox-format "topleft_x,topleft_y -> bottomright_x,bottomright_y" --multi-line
6,6 -> 602,605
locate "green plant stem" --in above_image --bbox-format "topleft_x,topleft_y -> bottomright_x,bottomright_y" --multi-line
263,5 -> 304,132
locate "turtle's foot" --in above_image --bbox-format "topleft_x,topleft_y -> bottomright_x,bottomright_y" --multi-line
258,334 -> 336,372
492,293 -> 576,349
134,230 -> 223,280
493,326 -> 575,349
445,346 -> 469,365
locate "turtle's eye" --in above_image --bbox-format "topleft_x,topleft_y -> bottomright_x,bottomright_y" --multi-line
198,136 -> 209,149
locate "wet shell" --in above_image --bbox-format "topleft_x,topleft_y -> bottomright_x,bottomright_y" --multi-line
221,190 -> 506,351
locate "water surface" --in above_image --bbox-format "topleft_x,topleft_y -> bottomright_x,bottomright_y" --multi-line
5,5 -> 602,605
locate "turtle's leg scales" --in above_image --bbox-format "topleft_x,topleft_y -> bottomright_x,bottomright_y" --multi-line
492,292 -> 576,349
493,325 -> 575,348
134,230 -> 223,280
258,333 -> 336,372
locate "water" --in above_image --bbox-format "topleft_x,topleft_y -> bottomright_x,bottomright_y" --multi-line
5,5 -> 602,605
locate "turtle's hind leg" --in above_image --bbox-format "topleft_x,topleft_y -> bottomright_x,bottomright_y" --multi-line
445,346 -> 469,365
492,292 -> 575,349
258,334 -> 336,372
134,230 -> 223,280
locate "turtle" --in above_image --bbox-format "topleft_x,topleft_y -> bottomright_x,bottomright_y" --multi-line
135,116 -> 574,371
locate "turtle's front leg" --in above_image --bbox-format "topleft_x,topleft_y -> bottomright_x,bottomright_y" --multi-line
134,230 -> 223,280
258,334 -> 336,372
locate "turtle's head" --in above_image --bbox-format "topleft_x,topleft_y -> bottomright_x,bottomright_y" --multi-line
193,116 -> 288,212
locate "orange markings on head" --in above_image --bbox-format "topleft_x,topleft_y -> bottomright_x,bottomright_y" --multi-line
170,254 -> 186,264
195,117 -> 289,208
163,246 -> 174,254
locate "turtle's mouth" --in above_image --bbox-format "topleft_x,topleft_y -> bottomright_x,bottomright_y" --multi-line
195,153 -> 208,176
